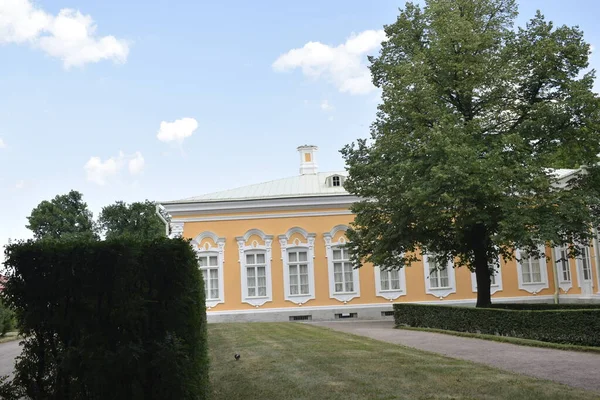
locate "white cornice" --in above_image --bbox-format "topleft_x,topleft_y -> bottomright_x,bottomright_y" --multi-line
161,195 -> 358,216
173,210 -> 353,223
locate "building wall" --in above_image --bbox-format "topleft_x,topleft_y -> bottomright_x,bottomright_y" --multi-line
175,206 -> 600,318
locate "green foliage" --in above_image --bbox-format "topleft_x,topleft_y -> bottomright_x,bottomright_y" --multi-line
488,303 -> 600,310
98,200 -> 167,240
0,299 -> 15,336
342,0 -> 600,307
26,190 -> 98,240
0,238 -> 209,400
394,304 -> 600,346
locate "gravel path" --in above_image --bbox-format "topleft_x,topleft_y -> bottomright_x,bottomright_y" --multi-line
0,340 -> 20,377
311,320 -> 600,394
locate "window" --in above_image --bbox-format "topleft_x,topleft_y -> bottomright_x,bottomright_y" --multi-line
288,249 -> 310,295
579,246 -> 592,281
191,232 -> 226,309
423,253 -> 456,298
470,259 -> 503,295
428,256 -> 450,288
380,269 -> 401,291
332,176 -> 341,187
198,253 -> 219,300
237,229 -> 274,307
557,246 -> 571,282
375,265 -> 406,300
520,251 -> 542,283
279,227 -> 316,305
516,247 -> 548,294
245,252 -> 267,297
324,225 -> 360,302
333,247 -> 354,293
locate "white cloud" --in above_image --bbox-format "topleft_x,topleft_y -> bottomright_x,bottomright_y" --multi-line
320,99 -> 334,111
128,151 -> 144,175
0,138 -> 5,148
15,180 -> 25,189
0,0 -> 129,68
84,151 -> 144,185
157,117 -> 198,143
273,30 -> 386,95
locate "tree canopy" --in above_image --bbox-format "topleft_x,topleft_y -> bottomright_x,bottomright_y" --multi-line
26,190 -> 98,241
341,0 -> 600,306
98,200 -> 167,240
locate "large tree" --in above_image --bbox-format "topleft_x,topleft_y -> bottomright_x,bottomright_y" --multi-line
27,190 -> 98,240
98,200 -> 167,240
342,0 -> 600,307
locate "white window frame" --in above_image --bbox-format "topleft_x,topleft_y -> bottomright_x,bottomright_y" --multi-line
575,245 -> 594,288
279,227 -> 316,305
191,231 -> 225,309
553,245 -> 573,293
423,253 -> 456,299
236,229 -> 273,307
374,266 -> 406,301
470,258 -> 503,295
324,225 -> 360,303
516,247 -> 549,294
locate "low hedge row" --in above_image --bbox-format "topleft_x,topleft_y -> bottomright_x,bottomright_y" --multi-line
394,304 -> 600,347
488,303 -> 600,310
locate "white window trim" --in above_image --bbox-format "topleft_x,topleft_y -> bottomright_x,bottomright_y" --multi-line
324,225 -> 360,303
191,231 -> 226,309
553,246 -> 573,293
575,245 -> 594,288
470,258 -> 503,295
516,247 -> 549,294
423,254 -> 456,299
236,229 -> 273,307
374,266 -> 406,301
279,227 -> 316,305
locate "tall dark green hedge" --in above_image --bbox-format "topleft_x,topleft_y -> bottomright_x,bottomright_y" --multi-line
0,299 -> 15,336
0,238 -> 208,400
394,304 -> 600,347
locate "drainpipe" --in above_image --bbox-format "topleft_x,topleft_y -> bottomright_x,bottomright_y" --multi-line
550,246 -> 560,304
593,228 -> 600,295
155,204 -> 169,237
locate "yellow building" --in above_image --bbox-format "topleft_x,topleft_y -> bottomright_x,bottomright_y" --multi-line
161,145 -> 600,322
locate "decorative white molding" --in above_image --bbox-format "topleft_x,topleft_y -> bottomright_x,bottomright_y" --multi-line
192,232 -> 226,309
553,246 -> 573,293
422,254 -> 456,299
323,225 -> 360,303
169,221 -> 184,238
516,247 -> 549,294
278,227 -> 316,305
236,229 -> 274,307
470,258 -> 503,295
374,266 -> 407,301
172,210 -> 353,223
574,246 -> 594,297
162,195 -> 358,217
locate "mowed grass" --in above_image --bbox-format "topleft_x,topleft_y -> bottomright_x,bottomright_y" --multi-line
208,323 -> 600,400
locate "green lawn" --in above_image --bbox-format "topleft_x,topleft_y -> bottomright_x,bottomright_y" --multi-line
208,323 -> 599,400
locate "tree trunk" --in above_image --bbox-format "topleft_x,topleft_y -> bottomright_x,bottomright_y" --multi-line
472,224 -> 492,308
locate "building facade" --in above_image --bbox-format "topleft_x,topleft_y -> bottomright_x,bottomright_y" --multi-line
160,146 -> 600,322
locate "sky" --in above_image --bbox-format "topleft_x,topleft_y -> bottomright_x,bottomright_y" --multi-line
1,0 -> 600,251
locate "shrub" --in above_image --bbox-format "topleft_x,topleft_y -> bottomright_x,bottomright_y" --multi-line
0,237 -> 208,400
488,303 -> 600,310
394,304 -> 600,347
0,299 -> 15,336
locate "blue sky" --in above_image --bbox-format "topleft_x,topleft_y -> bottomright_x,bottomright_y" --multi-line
1,0 -> 599,249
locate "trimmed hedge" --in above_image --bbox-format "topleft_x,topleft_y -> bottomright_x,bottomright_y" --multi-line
488,303 -> 600,310
394,304 -> 600,347
0,238 -> 208,400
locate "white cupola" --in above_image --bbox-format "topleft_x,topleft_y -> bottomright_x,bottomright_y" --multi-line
297,145 -> 318,175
